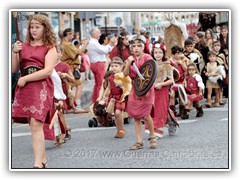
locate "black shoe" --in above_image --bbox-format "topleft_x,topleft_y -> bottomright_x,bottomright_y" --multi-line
196,106 -> 204,117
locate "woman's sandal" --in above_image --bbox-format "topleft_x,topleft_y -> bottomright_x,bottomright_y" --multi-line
65,128 -> 71,141
129,142 -> 144,150
42,162 -> 48,168
33,162 -> 47,168
149,136 -> 157,149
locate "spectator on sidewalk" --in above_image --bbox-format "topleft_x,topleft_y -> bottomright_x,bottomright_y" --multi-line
87,27 -> 115,103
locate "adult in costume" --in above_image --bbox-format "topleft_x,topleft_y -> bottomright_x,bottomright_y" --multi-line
61,28 -> 89,113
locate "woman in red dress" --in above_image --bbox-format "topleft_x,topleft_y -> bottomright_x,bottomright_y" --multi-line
12,14 -> 58,168
123,35 -> 157,150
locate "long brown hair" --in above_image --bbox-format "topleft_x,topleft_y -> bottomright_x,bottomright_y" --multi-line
26,14 -> 57,48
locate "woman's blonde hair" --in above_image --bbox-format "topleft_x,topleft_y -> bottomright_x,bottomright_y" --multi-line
26,14 -> 57,48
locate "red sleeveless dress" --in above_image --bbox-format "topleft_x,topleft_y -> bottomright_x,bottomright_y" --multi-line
126,54 -> 155,118
12,43 -> 54,125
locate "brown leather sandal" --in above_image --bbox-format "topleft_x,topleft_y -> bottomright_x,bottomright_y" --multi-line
129,142 -> 144,150
149,136 -> 157,149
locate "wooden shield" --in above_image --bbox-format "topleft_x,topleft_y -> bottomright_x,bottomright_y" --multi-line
173,67 -> 180,82
134,59 -> 157,96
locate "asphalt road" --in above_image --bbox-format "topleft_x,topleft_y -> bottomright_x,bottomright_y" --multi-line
11,99 -> 229,169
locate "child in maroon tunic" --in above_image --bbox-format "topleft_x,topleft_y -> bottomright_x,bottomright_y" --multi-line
55,46 -> 75,142
181,63 -> 204,119
169,46 -> 188,117
150,43 -> 175,138
12,14 -> 58,168
100,57 -> 131,138
123,35 -> 157,150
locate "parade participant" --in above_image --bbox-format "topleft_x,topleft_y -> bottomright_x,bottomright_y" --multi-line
139,27 -> 150,54
183,38 -> 204,73
204,28 -> 217,51
205,51 -> 225,108
181,63 -> 204,119
123,35 -> 157,150
87,27 -> 115,103
219,25 -> 229,62
61,28 -> 89,113
12,14 -> 58,168
150,43 -> 176,138
109,32 -> 131,61
99,57 -> 131,138
55,46 -> 75,141
169,46 -> 188,117
212,40 -> 227,105
51,69 -> 66,146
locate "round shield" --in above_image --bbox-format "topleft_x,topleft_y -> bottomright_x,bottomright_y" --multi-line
178,84 -> 188,105
134,59 -> 157,96
173,67 -> 180,82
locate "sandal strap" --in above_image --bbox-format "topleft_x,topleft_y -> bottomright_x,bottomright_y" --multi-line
130,142 -> 144,150
149,136 -> 157,149
42,162 -> 48,168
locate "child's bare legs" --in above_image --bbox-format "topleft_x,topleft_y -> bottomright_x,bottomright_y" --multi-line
214,88 -> 220,107
134,118 -> 143,143
29,118 -> 46,168
219,88 -> 224,104
206,88 -> 212,108
144,115 -> 155,138
115,110 -> 124,131
144,115 -> 157,149
114,110 -> 125,138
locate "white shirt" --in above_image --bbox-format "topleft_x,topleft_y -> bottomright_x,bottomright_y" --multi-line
87,38 -> 112,63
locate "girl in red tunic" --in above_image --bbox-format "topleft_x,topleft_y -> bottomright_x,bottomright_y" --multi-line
150,43 -> 175,138
123,35 -> 157,150
12,14 -> 58,168
182,63 -> 204,119
109,32 -> 131,61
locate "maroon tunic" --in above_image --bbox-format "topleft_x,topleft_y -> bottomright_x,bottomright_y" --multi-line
55,62 -> 72,110
170,59 -> 185,85
126,54 -> 155,118
185,75 -> 203,102
109,46 -> 131,61
12,43 -> 55,140
107,74 -> 125,111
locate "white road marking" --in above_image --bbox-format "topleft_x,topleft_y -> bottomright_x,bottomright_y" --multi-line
218,118 -> 228,121
178,119 -> 198,124
12,126 -> 116,138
